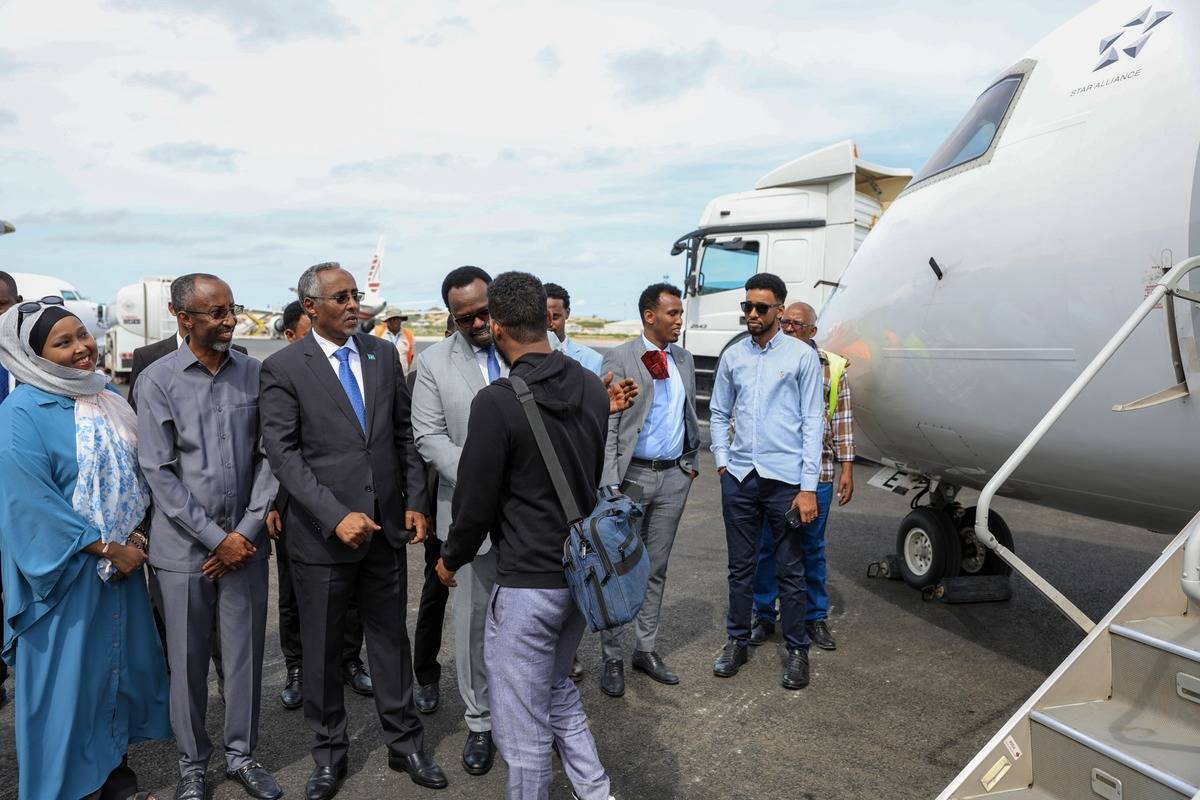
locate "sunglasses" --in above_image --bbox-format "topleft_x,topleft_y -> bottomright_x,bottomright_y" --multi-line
453,307 -> 490,327
740,301 -> 781,316
17,296 -> 66,330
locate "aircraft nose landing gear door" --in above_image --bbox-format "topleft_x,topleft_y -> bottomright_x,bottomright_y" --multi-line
684,237 -> 762,358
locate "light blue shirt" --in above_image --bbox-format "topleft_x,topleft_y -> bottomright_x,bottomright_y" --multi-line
633,336 -> 686,461
561,336 -> 604,376
709,328 -> 824,491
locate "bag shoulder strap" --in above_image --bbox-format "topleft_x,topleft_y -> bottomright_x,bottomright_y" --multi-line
508,375 -> 583,524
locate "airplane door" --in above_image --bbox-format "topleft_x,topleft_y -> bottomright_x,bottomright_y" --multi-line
685,236 -> 763,357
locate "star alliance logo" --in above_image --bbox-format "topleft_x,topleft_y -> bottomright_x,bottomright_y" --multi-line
1094,5 -> 1172,71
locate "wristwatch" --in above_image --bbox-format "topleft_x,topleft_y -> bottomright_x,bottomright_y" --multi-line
129,531 -> 149,552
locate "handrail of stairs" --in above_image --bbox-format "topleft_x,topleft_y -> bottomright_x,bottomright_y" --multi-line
974,255 -> 1200,633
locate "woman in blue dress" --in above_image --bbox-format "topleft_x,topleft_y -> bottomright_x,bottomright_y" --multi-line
0,300 -> 170,800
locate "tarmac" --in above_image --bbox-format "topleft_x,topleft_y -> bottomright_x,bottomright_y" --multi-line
0,338 -> 1170,799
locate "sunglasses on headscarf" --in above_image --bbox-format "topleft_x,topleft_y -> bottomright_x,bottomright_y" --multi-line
17,296 -> 66,332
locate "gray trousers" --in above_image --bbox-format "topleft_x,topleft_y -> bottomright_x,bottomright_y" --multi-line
601,463 -> 692,662
487,586 -> 609,800
452,546 -> 498,732
155,558 -> 269,775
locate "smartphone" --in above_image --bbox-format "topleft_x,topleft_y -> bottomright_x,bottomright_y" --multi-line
785,506 -> 802,528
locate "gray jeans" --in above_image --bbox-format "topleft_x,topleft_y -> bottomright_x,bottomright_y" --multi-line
486,586 -> 610,800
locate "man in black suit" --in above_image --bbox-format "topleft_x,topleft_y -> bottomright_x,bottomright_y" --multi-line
260,262 -> 446,799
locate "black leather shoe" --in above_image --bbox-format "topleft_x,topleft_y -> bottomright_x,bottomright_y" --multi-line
280,666 -> 303,710
174,771 -> 206,800
713,638 -> 749,677
389,750 -> 449,789
807,620 -> 837,651
461,730 -> 495,776
782,647 -> 810,690
631,650 -> 679,685
306,763 -> 347,800
226,761 -> 283,800
341,659 -> 373,697
414,682 -> 440,714
600,659 -> 625,697
749,616 -> 775,646
568,657 -> 584,683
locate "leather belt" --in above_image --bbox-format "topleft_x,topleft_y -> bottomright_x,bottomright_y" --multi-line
630,456 -> 681,471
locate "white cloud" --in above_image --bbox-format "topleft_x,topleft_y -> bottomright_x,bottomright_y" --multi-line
610,40 -> 722,104
125,70 -> 212,102
144,142 -> 241,173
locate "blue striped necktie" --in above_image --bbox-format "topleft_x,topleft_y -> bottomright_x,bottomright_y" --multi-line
0,363 -> 9,404
486,346 -> 501,383
334,347 -> 366,433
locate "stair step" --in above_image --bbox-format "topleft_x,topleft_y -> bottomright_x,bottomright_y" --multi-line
1111,616 -> 1200,663
1110,617 -> 1200,728
960,788 -> 1058,799
1032,701 -> 1199,798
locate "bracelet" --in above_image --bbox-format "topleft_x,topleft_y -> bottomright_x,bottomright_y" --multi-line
101,541 -> 111,556
129,532 -> 149,552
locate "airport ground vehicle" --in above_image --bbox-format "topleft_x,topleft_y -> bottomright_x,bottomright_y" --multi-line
103,278 -> 174,379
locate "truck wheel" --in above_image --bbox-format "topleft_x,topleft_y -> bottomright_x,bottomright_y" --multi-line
896,507 -> 961,590
955,507 -> 1014,577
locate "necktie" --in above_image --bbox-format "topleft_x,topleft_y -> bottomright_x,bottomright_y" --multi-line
334,347 -> 367,433
641,349 -> 669,381
0,364 -> 8,404
486,346 -> 501,383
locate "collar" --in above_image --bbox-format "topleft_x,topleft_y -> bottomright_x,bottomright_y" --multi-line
470,340 -> 493,356
313,330 -> 358,359
641,334 -> 672,355
28,384 -> 77,409
175,333 -> 185,349
171,338 -> 234,373
748,328 -> 786,351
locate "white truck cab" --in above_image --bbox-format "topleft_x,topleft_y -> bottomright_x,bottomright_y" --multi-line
673,140 -> 910,399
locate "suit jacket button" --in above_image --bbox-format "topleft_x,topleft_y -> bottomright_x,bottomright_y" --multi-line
365,485 -> 374,493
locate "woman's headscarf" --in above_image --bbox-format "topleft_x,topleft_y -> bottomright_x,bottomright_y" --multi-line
0,303 -> 107,397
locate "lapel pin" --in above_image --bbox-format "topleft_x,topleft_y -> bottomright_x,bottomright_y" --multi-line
367,353 -> 376,361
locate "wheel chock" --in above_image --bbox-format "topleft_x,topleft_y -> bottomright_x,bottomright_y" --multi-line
922,575 -> 1012,604
867,555 -> 903,580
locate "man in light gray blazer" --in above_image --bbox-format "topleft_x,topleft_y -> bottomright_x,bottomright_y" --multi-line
597,283 -> 700,698
411,266 -> 504,777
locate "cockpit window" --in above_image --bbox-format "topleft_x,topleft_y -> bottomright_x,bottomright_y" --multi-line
912,75 -> 1022,184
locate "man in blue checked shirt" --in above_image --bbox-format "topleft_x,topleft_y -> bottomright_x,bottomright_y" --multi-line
709,272 -> 824,691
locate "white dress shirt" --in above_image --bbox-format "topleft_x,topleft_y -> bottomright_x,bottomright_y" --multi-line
471,341 -> 509,384
175,333 -> 186,349
313,331 -> 367,413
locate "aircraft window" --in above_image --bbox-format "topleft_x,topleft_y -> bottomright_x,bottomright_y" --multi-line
699,240 -> 760,295
913,75 -> 1022,184
60,290 -> 78,300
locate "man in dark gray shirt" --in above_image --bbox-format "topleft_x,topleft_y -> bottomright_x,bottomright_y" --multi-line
136,274 -> 282,800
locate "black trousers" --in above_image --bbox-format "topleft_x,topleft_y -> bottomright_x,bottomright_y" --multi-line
276,540 -> 364,669
412,534 -> 449,686
290,534 -> 424,767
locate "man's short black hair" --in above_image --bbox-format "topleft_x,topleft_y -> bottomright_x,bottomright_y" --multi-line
745,272 -> 786,303
544,282 -> 570,311
171,273 -> 222,311
282,301 -> 305,333
0,271 -> 17,298
488,271 -> 547,344
637,282 -> 682,317
441,266 -> 492,307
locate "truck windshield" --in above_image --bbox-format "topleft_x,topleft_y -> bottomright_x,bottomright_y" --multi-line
913,74 -> 1022,184
700,241 -> 760,295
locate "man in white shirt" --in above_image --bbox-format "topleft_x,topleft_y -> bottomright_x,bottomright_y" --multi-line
378,310 -> 414,376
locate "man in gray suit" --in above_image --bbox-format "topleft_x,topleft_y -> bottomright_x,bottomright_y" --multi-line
411,265 -> 504,777
597,283 -> 700,698
137,274 -> 282,800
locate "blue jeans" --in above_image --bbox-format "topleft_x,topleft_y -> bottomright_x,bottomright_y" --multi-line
752,481 -> 834,624
721,470 -> 809,651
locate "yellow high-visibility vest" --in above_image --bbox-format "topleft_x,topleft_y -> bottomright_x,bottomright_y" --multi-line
821,350 -> 848,420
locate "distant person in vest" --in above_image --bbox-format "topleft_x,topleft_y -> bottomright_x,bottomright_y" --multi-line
595,283 -> 700,698
378,309 -> 415,376
0,271 -> 21,708
0,299 -> 171,800
268,301 -> 374,713
750,302 -> 855,652
435,271 -> 614,800
136,274 -> 282,800
709,273 -> 824,691
545,282 -> 603,375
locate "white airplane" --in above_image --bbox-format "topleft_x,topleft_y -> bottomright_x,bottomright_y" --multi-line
819,0 -> 1200,589
8,272 -> 107,346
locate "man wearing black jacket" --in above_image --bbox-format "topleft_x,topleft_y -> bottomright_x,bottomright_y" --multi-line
436,272 -> 614,800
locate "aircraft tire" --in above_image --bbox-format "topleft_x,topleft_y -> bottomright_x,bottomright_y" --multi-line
954,507 -> 1014,577
896,507 -> 961,590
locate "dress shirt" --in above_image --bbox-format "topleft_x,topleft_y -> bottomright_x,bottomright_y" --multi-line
313,330 -> 366,414
137,345 -> 278,569
709,328 -> 824,491
561,336 -> 604,376
175,333 -> 185,349
633,335 -> 686,461
471,341 -> 509,383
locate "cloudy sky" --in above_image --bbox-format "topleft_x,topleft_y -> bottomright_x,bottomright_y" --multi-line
0,0 -> 1091,319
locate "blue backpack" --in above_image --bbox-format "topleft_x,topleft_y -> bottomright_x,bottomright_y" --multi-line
510,376 -> 650,632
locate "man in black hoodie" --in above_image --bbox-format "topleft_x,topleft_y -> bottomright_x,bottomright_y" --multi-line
436,271 -> 615,800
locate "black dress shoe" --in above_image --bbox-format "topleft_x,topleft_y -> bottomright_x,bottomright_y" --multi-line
414,682 -> 440,714
461,730 -> 495,776
749,616 -> 775,646
280,666 -> 303,710
782,647 -> 810,690
631,650 -> 679,685
807,620 -> 837,651
713,638 -> 749,677
568,657 -> 584,683
306,763 -> 347,800
174,771 -> 206,800
226,761 -> 283,800
341,659 -> 374,697
389,750 -> 449,789
600,659 -> 625,697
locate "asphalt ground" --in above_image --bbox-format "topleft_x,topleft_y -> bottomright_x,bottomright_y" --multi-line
0,338 -> 1168,799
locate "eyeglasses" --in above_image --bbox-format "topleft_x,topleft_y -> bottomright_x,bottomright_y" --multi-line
308,291 -> 365,306
184,304 -> 245,320
453,307 -> 490,327
740,301 -> 781,316
17,296 -> 66,329
780,319 -> 813,330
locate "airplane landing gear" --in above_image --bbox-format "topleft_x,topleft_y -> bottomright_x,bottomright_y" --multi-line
949,505 -> 1014,577
896,507 -> 960,589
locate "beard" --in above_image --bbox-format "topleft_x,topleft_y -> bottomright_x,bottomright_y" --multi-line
212,340 -> 231,352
